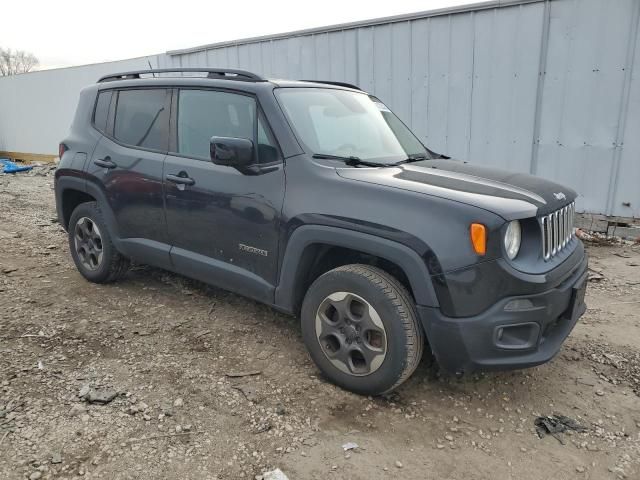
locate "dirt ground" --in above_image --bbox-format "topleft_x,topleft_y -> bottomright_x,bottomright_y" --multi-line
1,171 -> 639,480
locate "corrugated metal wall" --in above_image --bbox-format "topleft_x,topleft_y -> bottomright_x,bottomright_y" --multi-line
1,0 -> 638,217
535,0 -> 640,219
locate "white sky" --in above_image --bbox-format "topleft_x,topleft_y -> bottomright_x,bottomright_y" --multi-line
4,0 -> 475,70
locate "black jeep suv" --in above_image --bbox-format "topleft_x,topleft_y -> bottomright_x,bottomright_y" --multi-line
55,68 -> 588,395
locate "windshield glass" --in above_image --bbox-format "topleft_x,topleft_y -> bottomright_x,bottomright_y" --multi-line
275,88 -> 429,164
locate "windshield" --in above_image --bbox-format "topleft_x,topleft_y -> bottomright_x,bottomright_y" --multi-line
275,88 -> 429,164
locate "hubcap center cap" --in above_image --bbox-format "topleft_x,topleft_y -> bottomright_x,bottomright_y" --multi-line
344,325 -> 358,342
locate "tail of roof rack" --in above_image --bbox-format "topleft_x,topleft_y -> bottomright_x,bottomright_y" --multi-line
299,80 -> 361,91
98,68 -> 265,83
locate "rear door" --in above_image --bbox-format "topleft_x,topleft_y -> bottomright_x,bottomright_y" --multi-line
87,88 -> 171,268
163,88 -> 285,303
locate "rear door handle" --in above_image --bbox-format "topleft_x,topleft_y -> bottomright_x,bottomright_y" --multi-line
166,173 -> 195,186
94,156 -> 117,169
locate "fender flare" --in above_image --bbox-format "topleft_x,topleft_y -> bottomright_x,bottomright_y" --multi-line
274,225 -> 439,312
55,176 -> 121,242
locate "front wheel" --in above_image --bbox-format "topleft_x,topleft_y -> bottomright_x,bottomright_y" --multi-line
301,264 -> 424,395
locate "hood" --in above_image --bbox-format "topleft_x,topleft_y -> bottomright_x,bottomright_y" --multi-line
336,159 -> 577,220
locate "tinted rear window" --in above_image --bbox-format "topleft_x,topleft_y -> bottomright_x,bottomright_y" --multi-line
93,91 -> 112,133
114,89 -> 168,151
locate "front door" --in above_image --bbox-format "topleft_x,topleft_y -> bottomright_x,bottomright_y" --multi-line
163,88 -> 285,303
88,88 -> 171,268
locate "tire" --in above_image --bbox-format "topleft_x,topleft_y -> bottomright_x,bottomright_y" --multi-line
301,264 -> 424,395
68,201 -> 130,283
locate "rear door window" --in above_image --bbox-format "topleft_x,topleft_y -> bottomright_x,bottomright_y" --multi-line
93,90 -> 112,134
113,89 -> 169,151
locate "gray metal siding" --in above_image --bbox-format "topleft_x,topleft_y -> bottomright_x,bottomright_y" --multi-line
0,0 -> 638,217
535,0 -> 638,217
611,0 -> 640,220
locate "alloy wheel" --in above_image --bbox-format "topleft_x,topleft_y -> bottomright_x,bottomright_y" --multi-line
315,292 -> 387,376
74,217 -> 104,271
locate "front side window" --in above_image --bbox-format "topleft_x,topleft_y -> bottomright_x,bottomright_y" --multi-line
178,90 -> 256,160
177,90 -> 281,164
113,89 -> 168,151
275,88 -> 428,164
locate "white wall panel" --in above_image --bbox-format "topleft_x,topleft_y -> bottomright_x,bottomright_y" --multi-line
0,56 -> 157,155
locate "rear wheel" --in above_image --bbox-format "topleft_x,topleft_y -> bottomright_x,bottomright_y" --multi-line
301,264 -> 423,395
68,202 -> 129,283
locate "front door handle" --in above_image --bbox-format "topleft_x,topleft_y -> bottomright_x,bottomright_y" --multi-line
166,173 -> 195,186
94,156 -> 117,169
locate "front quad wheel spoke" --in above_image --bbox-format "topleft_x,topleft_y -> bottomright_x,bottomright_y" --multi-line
342,294 -> 366,322
75,221 -> 86,242
331,295 -> 354,321
350,343 -> 384,374
318,293 -> 352,327
332,344 -> 352,367
349,299 -> 385,333
362,328 -> 386,353
80,218 -> 91,238
318,326 -> 344,351
89,222 -> 102,244
318,332 -> 346,359
318,309 -> 343,329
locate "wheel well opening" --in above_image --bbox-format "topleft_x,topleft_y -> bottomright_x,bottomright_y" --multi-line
292,244 -> 414,314
61,189 -> 95,229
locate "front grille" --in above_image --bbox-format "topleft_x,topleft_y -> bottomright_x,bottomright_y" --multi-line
541,202 -> 575,260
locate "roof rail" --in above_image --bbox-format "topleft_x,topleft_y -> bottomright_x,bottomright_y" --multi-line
98,68 -> 265,83
299,80 -> 361,91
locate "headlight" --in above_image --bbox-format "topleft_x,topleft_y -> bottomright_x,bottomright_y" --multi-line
504,220 -> 521,260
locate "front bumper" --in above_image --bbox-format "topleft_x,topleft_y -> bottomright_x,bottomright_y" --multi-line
417,252 -> 588,374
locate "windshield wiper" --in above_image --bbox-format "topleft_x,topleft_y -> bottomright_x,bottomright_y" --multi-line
311,153 -> 386,167
388,154 -> 430,166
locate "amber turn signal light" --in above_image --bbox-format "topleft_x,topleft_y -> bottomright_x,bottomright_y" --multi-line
470,223 -> 487,255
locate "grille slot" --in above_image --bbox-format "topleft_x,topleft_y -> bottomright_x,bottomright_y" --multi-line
541,202 -> 575,260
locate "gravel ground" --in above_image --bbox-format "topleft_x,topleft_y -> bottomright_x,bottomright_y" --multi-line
1,171 -> 639,480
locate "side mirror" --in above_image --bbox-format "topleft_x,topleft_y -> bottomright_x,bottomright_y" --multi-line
210,136 -> 254,168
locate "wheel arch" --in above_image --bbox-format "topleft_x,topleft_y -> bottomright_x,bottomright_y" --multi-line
56,176 -> 119,240
275,225 -> 439,314
59,189 -> 95,230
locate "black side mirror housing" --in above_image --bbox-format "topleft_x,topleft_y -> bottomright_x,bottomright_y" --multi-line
210,136 -> 254,167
